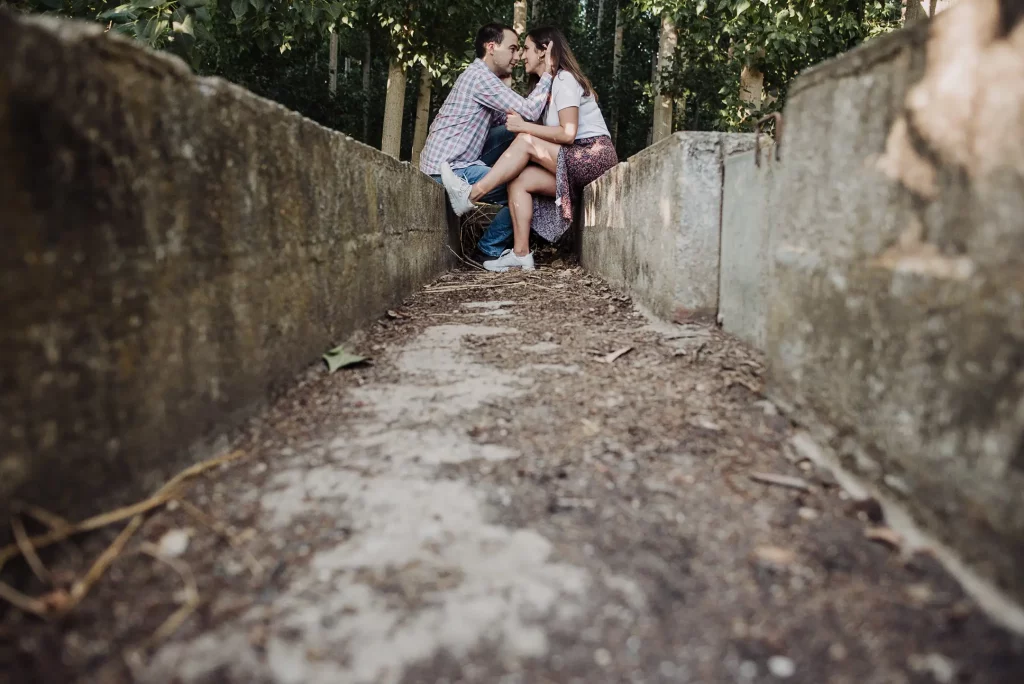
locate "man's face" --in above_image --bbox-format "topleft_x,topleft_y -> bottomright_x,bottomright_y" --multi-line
489,29 -> 521,77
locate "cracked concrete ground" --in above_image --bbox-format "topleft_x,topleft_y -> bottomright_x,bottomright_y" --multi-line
2,266 -> 1023,684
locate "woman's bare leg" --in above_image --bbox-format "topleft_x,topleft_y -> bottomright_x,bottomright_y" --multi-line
508,165 -> 557,256
470,134 -> 561,202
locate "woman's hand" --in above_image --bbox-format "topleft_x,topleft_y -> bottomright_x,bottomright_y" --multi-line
505,110 -> 526,133
546,45 -> 556,75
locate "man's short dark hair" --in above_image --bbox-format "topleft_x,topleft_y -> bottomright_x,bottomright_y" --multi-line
475,23 -> 517,59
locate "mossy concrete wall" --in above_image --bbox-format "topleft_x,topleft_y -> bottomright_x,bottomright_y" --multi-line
765,1 -> 1024,602
0,11 -> 448,529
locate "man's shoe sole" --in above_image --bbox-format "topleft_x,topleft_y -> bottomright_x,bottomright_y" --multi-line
439,165 -> 475,216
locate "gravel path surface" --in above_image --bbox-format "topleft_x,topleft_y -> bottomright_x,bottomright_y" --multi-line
3,266 -> 1022,684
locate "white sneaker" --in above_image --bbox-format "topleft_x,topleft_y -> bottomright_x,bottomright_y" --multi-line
439,162 -> 475,216
483,249 -> 535,272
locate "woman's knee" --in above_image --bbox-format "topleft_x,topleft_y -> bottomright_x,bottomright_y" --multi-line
513,132 -> 535,150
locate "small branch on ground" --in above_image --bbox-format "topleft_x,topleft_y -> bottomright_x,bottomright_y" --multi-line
0,449 -> 247,618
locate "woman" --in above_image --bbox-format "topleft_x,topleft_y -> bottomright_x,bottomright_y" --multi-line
440,26 -> 618,272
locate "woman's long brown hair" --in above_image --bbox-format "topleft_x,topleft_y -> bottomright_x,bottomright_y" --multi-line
526,26 -> 597,101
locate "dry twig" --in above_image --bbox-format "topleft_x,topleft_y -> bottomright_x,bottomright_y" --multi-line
179,500 -> 264,578
748,471 -> 811,492
447,245 -> 485,271
0,450 -> 245,573
0,450 -> 246,618
11,515 -> 52,585
137,542 -> 201,646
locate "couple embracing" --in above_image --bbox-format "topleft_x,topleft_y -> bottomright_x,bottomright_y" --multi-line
420,23 -> 618,272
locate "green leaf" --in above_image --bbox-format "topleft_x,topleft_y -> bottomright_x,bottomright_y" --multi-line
173,15 -> 194,36
322,346 -> 368,373
231,0 -> 248,20
180,0 -> 206,7
735,0 -> 751,15
98,5 -> 136,21
194,21 -> 214,42
131,0 -> 164,8
696,0 -> 706,14
39,0 -> 64,9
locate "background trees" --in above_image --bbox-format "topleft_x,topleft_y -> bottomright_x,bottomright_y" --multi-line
5,0 -> 916,161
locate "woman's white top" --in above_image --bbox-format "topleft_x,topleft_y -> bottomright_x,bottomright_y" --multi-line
543,70 -> 611,141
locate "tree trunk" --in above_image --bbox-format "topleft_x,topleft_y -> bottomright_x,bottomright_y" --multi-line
329,32 -> 338,96
411,66 -> 432,167
597,0 -> 606,38
652,12 -> 677,143
903,0 -> 956,24
514,0 -> 527,34
647,49 -> 657,147
611,6 -> 624,141
345,56 -> 351,77
739,64 -> 763,110
381,57 -> 406,157
362,36 -> 372,143
532,0 -> 542,21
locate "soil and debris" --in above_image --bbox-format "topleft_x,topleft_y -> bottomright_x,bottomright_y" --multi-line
2,264 -> 1023,684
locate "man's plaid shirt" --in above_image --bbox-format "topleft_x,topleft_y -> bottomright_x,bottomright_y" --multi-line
419,59 -> 553,176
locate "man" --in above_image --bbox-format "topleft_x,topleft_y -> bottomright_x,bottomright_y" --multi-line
419,23 -> 553,262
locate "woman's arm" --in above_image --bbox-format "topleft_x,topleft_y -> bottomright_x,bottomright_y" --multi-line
505,107 -> 579,145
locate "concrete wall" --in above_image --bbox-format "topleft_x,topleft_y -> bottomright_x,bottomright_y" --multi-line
764,1 -> 1024,601
581,132 -> 755,322
0,11 -> 449,529
719,144 -> 778,348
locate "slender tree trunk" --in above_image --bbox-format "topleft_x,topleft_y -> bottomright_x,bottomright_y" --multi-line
514,0 -> 527,34
739,64 -> 763,110
329,32 -> 339,96
532,0 -> 542,21
381,57 -> 406,157
597,0 -> 606,38
362,36 -> 372,142
411,65 -> 432,167
903,0 -> 956,24
652,12 -> 677,143
345,56 -> 351,77
611,6 -> 624,142
647,49 -> 657,146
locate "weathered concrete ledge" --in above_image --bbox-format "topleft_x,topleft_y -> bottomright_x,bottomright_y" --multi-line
719,143 -> 777,348
581,132 -> 755,322
764,0 -> 1024,603
0,11 -> 449,530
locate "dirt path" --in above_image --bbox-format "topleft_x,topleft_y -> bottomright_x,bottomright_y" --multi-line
3,266 -> 1023,684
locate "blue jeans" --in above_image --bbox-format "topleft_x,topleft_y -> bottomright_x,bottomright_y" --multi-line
431,125 -> 515,258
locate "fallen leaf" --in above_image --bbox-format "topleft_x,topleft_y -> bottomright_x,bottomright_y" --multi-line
751,545 -> 797,570
322,346 -> 368,373
865,526 -> 903,550
598,346 -> 633,363
386,310 -> 405,319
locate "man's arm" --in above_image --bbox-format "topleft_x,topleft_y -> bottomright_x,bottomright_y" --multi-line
472,71 -> 553,122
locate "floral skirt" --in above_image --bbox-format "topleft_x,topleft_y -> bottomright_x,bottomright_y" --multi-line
532,135 -> 618,243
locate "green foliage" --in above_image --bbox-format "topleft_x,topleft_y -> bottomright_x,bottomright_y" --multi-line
10,0 -> 905,157
636,0 -> 903,133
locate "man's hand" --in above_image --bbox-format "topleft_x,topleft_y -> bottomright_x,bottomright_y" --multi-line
506,110 -> 526,133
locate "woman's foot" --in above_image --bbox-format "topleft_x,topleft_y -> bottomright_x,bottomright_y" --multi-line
483,249 -> 535,272
439,162 -> 476,216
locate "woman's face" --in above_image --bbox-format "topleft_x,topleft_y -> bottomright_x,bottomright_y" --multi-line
522,37 -> 547,75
